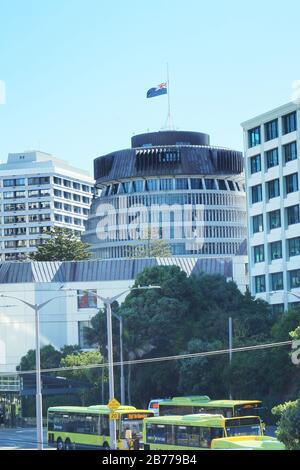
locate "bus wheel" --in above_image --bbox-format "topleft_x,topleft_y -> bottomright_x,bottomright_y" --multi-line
103,442 -> 110,450
64,439 -> 72,450
56,438 -> 64,450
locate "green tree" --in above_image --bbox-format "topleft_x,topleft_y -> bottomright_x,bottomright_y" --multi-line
17,344 -> 62,371
29,227 -> 92,261
272,399 -> 300,450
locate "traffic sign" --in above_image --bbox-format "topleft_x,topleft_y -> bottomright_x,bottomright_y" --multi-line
108,397 -> 121,411
109,412 -> 119,420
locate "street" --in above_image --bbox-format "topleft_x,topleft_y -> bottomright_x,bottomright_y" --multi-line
0,428 -> 51,450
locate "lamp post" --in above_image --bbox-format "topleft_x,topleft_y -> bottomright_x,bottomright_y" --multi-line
63,285 -> 160,450
0,293 -> 69,450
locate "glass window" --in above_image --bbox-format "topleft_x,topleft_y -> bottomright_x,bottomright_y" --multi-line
253,214 -> 264,233
251,184 -> 262,204
217,179 -> 227,190
160,179 -> 173,191
191,179 -> 203,190
283,141 -> 297,163
28,190 -> 39,198
290,269 -> 300,289
266,148 -> 279,168
248,127 -> 261,148
254,245 -> 264,263
227,180 -> 235,191
205,179 -> 217,190
255,275 -> 266,293
28,177 -> 40,185
73,182 -> 81,190
282,111 -> 297,134
145,179 -> 157,192
250,155 -> 261,174
268,209 -> 281,230
286,205 -> 300,225
264,119 -> 278,141
78,321 -> 96,349
77,290 -> 97,309
82,196 -> 90,204
15,191 -> 26,198
64,192 -> 72,199
133,180 -> 144,192
267,179 -> 280,199
175,178 -> 188,190
270,241 -> 282,260
63,179 -> 71,187
285,173 -> 298,194
54,177 -> 62,185
288,237 -> 300,257
54,189 -> 62,197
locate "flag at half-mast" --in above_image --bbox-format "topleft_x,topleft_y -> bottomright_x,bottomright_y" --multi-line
146,82 -> 167,98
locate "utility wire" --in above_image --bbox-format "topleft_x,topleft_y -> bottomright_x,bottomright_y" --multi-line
0,340 -> 293,376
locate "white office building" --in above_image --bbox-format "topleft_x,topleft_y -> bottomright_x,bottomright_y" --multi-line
242,101 -> 300,313
0,151 -> 94,261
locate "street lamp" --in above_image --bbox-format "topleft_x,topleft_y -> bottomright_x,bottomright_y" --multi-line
62,284 -> 160,450
0,293 -> 70,450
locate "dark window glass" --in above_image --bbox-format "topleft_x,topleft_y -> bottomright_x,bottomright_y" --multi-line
253,214 -> 264,233
146,179 -> 158,191
160,179 -> 173,191
250,155 -> 261,174
285,173 -> 298,194
268,210 -> 281,230
254,245 -> 264,263
191,179 -> 203,190
265,119 -> 278,141
288,237 -> 300,257
287,205 -> 300,225
175,178 -> 189,190
290,269 -> 300,289
267,179 -> 280,199
270,241 -> 282,260
77,290 -> 97,309
205,179 -> 217,190
283,141 -> 297,163
282,112 -> 297,134
217,179 -> 227,190
255,275 -> 266,293
266,148 -> 279,168
227,181 -> 235,191
248,127 -> 261,148
251,184 -> 262,203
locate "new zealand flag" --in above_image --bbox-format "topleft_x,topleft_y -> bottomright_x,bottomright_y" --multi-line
146,82 -> 167,98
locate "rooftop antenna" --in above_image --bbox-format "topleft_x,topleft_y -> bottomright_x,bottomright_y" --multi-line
164,63 -> 175,130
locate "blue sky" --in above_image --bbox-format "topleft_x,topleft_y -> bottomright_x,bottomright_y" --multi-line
1,0 -> 300,174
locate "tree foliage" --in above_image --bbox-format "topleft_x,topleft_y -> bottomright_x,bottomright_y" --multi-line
272,399 -> 300,450
29,227 -> 92,261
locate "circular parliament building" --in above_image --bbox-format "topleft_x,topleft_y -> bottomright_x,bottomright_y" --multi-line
83,130 -> 247,259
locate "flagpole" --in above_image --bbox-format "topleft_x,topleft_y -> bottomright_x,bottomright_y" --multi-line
167,63 -> 171,129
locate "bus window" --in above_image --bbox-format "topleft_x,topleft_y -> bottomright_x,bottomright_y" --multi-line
225,418 -> 262,437
199,427 -> 211,448
176,426 -> 188,447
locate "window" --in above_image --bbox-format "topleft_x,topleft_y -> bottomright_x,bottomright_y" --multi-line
54,189 -> 62,197
253,214 -> 264,233
282,111 -> 297,134
15,191 -> 26,198
254,245 -> 264,263
290,269 -> 300,289
285,173 -> 298,194
28,177 -> 40,185
265,119 -> 278,141
205,179 -> 217,190
286,205 -> 300,225
283,141 -> 297,163
54,214 -> 63,222
54,201 -> 62,209
145,179 -> 158,192
64,204 -> 72,212
77,290 -> 97,309
133,180 -> 144,192
217,179 -> 227,190
175,178 -> 189,190
63,179 -> 71,187
251,184 -> 262,204
28,190 -> 39,198
248,127 -> 261,148
266,148 -> 279,168
250,155 -> 261,174
160,179 -> 173,191
270,241 -> 282,260
64,216 -> 72,224
73,206 -> 82,214
255,275 -> 266,293
82,184 -> 89,192
288,237 -> 300,257
64,192 -> 72,200
190,179 -> 203,190
267,179 -> 280,199
3,179 -> 15,187
82,196 -> 90,204
54,177 -> 61,185
78,321 -> 95,349
227,180 -> 235,191
268,209 -> 281,230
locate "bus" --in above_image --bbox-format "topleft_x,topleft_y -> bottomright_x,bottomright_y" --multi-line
47,405 -> 153,450
158,396 -> 265,420
143,414 -> 285,450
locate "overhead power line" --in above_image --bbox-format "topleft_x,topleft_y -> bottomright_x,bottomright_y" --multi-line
0,339 -> 293,376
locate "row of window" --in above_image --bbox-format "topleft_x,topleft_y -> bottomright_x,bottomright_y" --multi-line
251,173 -> 298,204
3,226 -> 50,236
54,214 -> 84,225
3,214 -> 51,224
250,141 -> 297,174
2,176 -> 50,187
248,111 -> 297,148
3,189 -> 51,199
252,205 -> 300,233
2,201 -> 51,211
53,177 -> 92,193
255,269 -> 300,293
253,236 -> 300,263
4,238 -> 46,249
54,201 -> 89,215
54,189 -> 90,204
102,178 -> 244,197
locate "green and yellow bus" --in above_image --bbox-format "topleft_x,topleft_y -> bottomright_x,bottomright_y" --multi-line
158,396 -> 264,419
143,414 -> 285,451
47,405 -> 153,450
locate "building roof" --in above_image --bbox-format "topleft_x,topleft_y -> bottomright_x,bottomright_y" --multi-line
0,257 -> 235,284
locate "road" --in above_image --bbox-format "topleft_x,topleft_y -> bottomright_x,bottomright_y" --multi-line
0,427 -> 51,450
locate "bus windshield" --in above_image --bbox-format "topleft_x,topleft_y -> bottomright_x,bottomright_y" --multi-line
225,417 -> 262,437
121,413 -> 152,438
